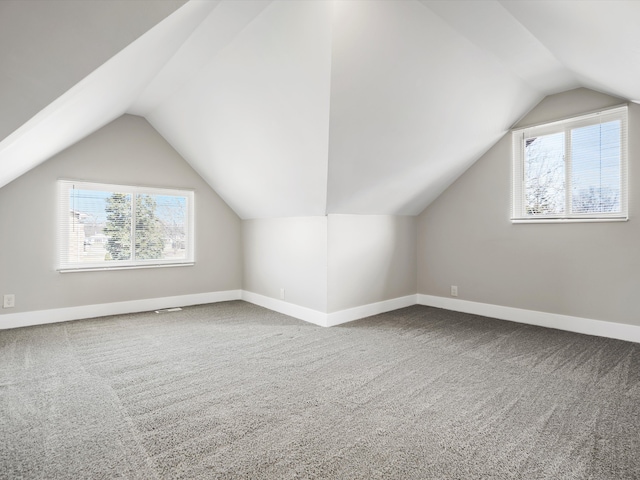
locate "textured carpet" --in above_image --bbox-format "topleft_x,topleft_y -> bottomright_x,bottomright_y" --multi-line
1,301 -> 639,479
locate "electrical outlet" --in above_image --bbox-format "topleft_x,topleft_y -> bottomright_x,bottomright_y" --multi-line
3,294 -> 15,308
450,286 -> 458,297
280,288 -> 285,300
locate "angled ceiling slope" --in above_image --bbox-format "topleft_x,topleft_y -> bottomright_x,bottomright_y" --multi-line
146,0 -> 332,219
0,0 -> 218,187
0,0 -> 187,142
1,0 -> 639,219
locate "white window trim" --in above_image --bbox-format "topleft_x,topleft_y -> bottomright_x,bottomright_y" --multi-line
511,105 -> 628,223
57,180 -> 195,272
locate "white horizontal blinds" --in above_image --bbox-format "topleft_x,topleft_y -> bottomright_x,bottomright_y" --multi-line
134,193 -> 189,262
512,105 -> 627,221
570,117 -> 623,215
58,181 -> 132,269
103,191 -> 133,262
58,180 -> 194,271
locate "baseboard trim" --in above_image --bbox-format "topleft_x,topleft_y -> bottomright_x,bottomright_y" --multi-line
326,295 -> 418,327
4,290 -> 637,344
0,290 -> 243,330
418,294 -> 640,344
240,291 -> 328,327
241,292 -> 419,328
0,290 -> 413,330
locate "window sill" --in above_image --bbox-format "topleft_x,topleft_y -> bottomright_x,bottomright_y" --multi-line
58,263 -> 194,273
511,217 -> 628,224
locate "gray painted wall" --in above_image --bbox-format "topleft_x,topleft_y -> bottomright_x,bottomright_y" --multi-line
242,216 -> 328,312
0,115 -> 242,315
418,88 -> 640,326
327,215 -> 416,312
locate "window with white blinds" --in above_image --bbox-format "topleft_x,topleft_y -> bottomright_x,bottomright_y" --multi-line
511,105 -> 628,222
58,181 -> 194,271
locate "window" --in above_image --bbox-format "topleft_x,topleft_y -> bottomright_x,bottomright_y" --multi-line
512,105 -> 627,222
58,181 -> 194,271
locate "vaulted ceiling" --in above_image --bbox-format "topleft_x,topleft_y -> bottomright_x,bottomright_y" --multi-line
1,0 -> 638,219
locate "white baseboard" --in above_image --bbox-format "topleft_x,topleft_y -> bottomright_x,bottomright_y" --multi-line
418,294 -> 640,344
241,291 -> 418,328
1,289 -> 412,331
3,290 -> 638,344
241,291 -> 328,327
0,290 -> 242,330
326,295 -> 417,327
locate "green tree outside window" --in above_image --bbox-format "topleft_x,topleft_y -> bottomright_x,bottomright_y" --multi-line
104,193 -> 165,261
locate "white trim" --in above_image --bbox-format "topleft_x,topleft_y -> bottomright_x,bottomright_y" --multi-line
511,217 -> 627,224
0,290 -> 242,330
4,291 -> 638,344
326,295 -> 417,327
57,179 -> 195,271
2,290 -> 416,331
240,291 -> 328,327
418,294 -> 640,344
57,178 -> 196,196
511,105 -> 628,223
240,292 -> 418,328
59,262 -> 195,273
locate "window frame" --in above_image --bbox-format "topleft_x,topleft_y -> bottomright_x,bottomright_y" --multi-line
57,180 -> 195,272
511,105 -> 628,223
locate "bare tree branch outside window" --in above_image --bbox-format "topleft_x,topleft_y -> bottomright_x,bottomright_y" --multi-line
524,132 -> 565,216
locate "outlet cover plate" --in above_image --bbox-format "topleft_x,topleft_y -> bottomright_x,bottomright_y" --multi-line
3,294 -> 15,308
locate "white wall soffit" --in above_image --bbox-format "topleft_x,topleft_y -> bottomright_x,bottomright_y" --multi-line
148,0 -> 332,219
501,0 -> 640,102
0,0 -> 217,190
327,0 -> 541,215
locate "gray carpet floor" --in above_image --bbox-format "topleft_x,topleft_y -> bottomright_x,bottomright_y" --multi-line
1,301 -> 639,479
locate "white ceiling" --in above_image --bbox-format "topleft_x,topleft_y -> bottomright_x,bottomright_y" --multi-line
327,0 -> 540,214
500,0 -> 640,102
146,0 -> 332,219
0,0 -> 637,218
